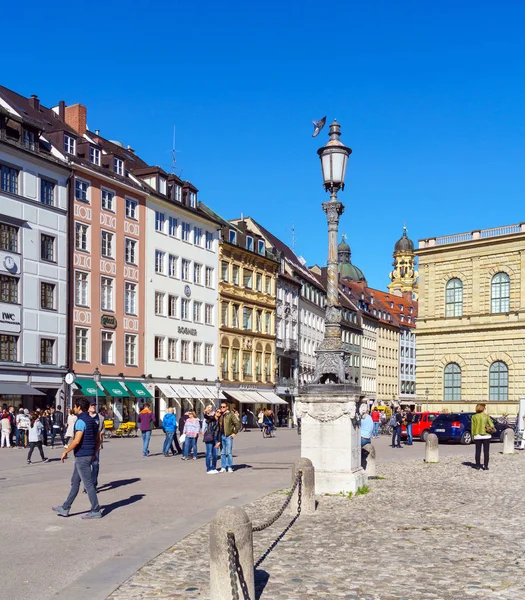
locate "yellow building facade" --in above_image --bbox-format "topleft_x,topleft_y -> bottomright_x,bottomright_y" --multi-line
376,322 -> 400,402
417,223 -> 525,415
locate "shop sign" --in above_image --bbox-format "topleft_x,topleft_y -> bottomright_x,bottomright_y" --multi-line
101,314 -> 117,329
178,326 -> 197,336
0,303 -> 21,333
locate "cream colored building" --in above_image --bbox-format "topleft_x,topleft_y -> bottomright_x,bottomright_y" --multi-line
417,222 -> 525,415
376,320 -> 399,402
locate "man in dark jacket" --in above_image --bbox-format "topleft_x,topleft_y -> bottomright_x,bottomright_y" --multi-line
50,405 -> 65,448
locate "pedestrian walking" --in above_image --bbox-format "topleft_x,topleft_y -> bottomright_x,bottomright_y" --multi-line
241,411 -> 249,432
181,411 -> 200,460
257,409 -> 264,429
87,401 -> 104,489
391,407 -> 403,449
218,402 -> 240,473
471,403 -> 495,471
137,403 -> 156,457
161,407 -> 177,457
202,405 -> 220,473
40,410 -> 50,447
15,408 -> 29,448
27,412 -> 48,464
64,409 -> 77,448
405,407 -> 414,445
8,406 -> 16,446
50,405 -> 66,448
371,408 -> 380,438
52,398 -> 102,519
1,410 -> 11,448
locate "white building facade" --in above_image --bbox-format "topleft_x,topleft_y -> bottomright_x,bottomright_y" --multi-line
361,316 -> 378,401
298,277 -> 326,387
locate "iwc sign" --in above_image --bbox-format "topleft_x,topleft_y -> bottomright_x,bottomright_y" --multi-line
0,303 -> 21,333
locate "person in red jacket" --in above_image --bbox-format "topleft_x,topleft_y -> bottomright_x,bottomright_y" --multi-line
137,404 -> 156,457
371,408 -> 380,438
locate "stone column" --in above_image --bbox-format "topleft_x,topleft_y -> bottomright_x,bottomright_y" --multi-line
425,433 -> 439,463
503,428 -> 515,454
296,393 -> 367,495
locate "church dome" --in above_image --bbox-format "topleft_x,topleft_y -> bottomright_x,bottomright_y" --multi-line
338,237 -> 366,282
394,226 -> 414,253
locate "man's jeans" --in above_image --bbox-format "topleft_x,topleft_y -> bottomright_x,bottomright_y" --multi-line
16,428 -> 27,447
141,430 -> 151,456
205,442 -> 217,471
391,426 -> 401,447
406,423 -> 413,444
372,422 -> 379,437
163,431 -> 174,455
63,455 -> 101,513
91,450 -> 100,488
183,436 -> 197,458
221,434 -> 233,470
51,427 -> 65,446
361,437 -> 371,447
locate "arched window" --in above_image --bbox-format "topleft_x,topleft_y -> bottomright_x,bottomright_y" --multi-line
444,363 -> 461,400
489,361 -> 508,401
445,279 -> 463,317
491,273 -> 510,313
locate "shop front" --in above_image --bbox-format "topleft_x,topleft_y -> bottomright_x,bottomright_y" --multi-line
222,388 -> 289,428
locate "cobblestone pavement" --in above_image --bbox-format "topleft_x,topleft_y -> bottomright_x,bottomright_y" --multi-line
108,451 -> 525,600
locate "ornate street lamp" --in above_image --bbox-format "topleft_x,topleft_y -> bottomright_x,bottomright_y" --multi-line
93,367 -> 101,412
314,120 -> 352,385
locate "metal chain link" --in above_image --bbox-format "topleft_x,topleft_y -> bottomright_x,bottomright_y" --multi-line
252,470 -> 303,532
226,532 -> 240,600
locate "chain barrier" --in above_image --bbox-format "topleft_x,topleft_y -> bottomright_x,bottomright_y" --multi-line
226,532 -> 240,600
252,470 -> 302,532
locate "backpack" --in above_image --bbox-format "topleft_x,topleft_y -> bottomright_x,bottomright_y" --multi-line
389,415 -> 398,427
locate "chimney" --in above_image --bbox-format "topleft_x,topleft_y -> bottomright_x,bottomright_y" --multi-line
64,103 -> 87,135
29,94 -> 40,111
58,101 -> 66,120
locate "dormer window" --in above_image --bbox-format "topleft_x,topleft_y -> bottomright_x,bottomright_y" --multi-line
114,157 -> 124,176
229,229 -> 237,244
159,177 -> 167,195
90,147 -> 101,166
189,191 -> 197,208
23,130 -> 36,151
258,240 -> 265,255
174,185 -> 182,202
64,134 -> 76,155
246,236 -> 253,251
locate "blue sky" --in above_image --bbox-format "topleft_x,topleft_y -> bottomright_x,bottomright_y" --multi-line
6,1 -> 525,290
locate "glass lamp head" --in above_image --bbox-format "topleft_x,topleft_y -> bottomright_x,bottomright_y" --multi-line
317,120 -> 352,193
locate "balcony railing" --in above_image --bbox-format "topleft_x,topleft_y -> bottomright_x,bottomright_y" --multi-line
419,223 -> 525,248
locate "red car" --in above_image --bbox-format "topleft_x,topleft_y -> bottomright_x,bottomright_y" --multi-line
401,412 -> 440,442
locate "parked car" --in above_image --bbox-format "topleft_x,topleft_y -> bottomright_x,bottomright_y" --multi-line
429,413 -> 512,445
401,412 -> 440,442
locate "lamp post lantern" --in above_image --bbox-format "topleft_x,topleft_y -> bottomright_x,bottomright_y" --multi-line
314,120 -> 352,385
93,367 -> 101,413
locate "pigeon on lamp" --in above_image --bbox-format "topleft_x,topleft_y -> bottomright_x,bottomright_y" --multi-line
312,116 -> 326,137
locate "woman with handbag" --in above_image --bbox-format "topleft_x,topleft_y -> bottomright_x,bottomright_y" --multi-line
202,406 -> 220,474
471,403 -> 495,471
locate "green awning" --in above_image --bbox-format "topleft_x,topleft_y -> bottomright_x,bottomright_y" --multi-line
75,379 -> 102,397
101,380 -> 130,398
125,381 -> 153,399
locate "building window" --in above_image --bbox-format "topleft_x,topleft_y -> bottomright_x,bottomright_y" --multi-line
1,164 -> 19,195
101,188 -> 114,211
125,238 -> 137,264
168,338 -> 177,361
125,282 -> 137,314
193,301 -> 202,323
75,223 -> 89,251
221,347 -> 228,378
181,222 -> 191,242
169,216 -> 178,237
101,277 -> 114,311
168,295 -> 178,318
205,344 -> 213,365
155,250 -> 165,274
125,334 -> 137,366
181,340 -> 190,363
193,263 -> 202,284
221,261 -> 229,282
258,240 -> 265,255
255,352 -> 262,379
232,304 -> 240,328
193,342 -> 202,363
101,231 -> 114,258
41,282 -> 55,310
205,231 -> 214,250
114,157 -> 124,176
101,331 -> 114,364
445,278 -> 463,317
155,211 -> 165,232
265,312 -> 271,333
181,259 -> 190,281
265,277 -> 271,295
244,269 -> 253,289
232,349 -> 240,379
246,236 -> 253,251
0,275 -> 18,303
443,363 -> 461,401
75,179 -> 89,202
0,223 -> 18,252
64,135 -> 76,155
243,307 -> 253,330
229,229 -> 237,244
221,302 -> 229,326
75,327 -> 89,362
155,336 -> 165,360
155,291 -> 166,316
243,351 -> 252,377
40,179 -> 55,206
74,271 -> 89,306
125,198 -> 138,219
181,298 -> 190,320
189,191 -> 197,208
168,255 -> 178,278
23,129 -> 36,150
0,334 -> 18,362
41,234 -> 55,262
255,310 -> 262,332
174,185 -> 182,202
205,304 -> 213,325
90,147 -> 101,166
40,338 -> 55,365
205,266 -> 214,288
491,272 -> 510,314
194,227 -> 203,246
233,265 -> 240,286
489,361 -> 508,401
256,273 -> 262,292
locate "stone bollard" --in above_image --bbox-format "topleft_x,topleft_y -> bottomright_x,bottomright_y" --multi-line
425,433 -> 439,463
362,443 -> 376,477
289,457 -> 316,515
503,428 -> 515,454
209,506 -> 255,600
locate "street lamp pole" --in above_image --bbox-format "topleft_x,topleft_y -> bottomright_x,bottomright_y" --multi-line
215,377 -> 221,410
93,367 -> 101,413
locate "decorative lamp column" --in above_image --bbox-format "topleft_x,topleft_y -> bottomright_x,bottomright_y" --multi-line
93,367 -> 101,413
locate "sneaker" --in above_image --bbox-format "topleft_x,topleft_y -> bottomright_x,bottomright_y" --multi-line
227,468 -> 234,473
207,469 -> 219,474
192,457 -> 197,460
81,511 -> 103,520
27,460 -> 31,464
163,453 -> 169,457
219,468 -> 226,473
181,456 -> 188,461
52,505 -> 69,517
43,458 -> 49,463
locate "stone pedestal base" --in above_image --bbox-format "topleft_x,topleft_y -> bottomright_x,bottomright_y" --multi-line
296,391 -> 367,495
